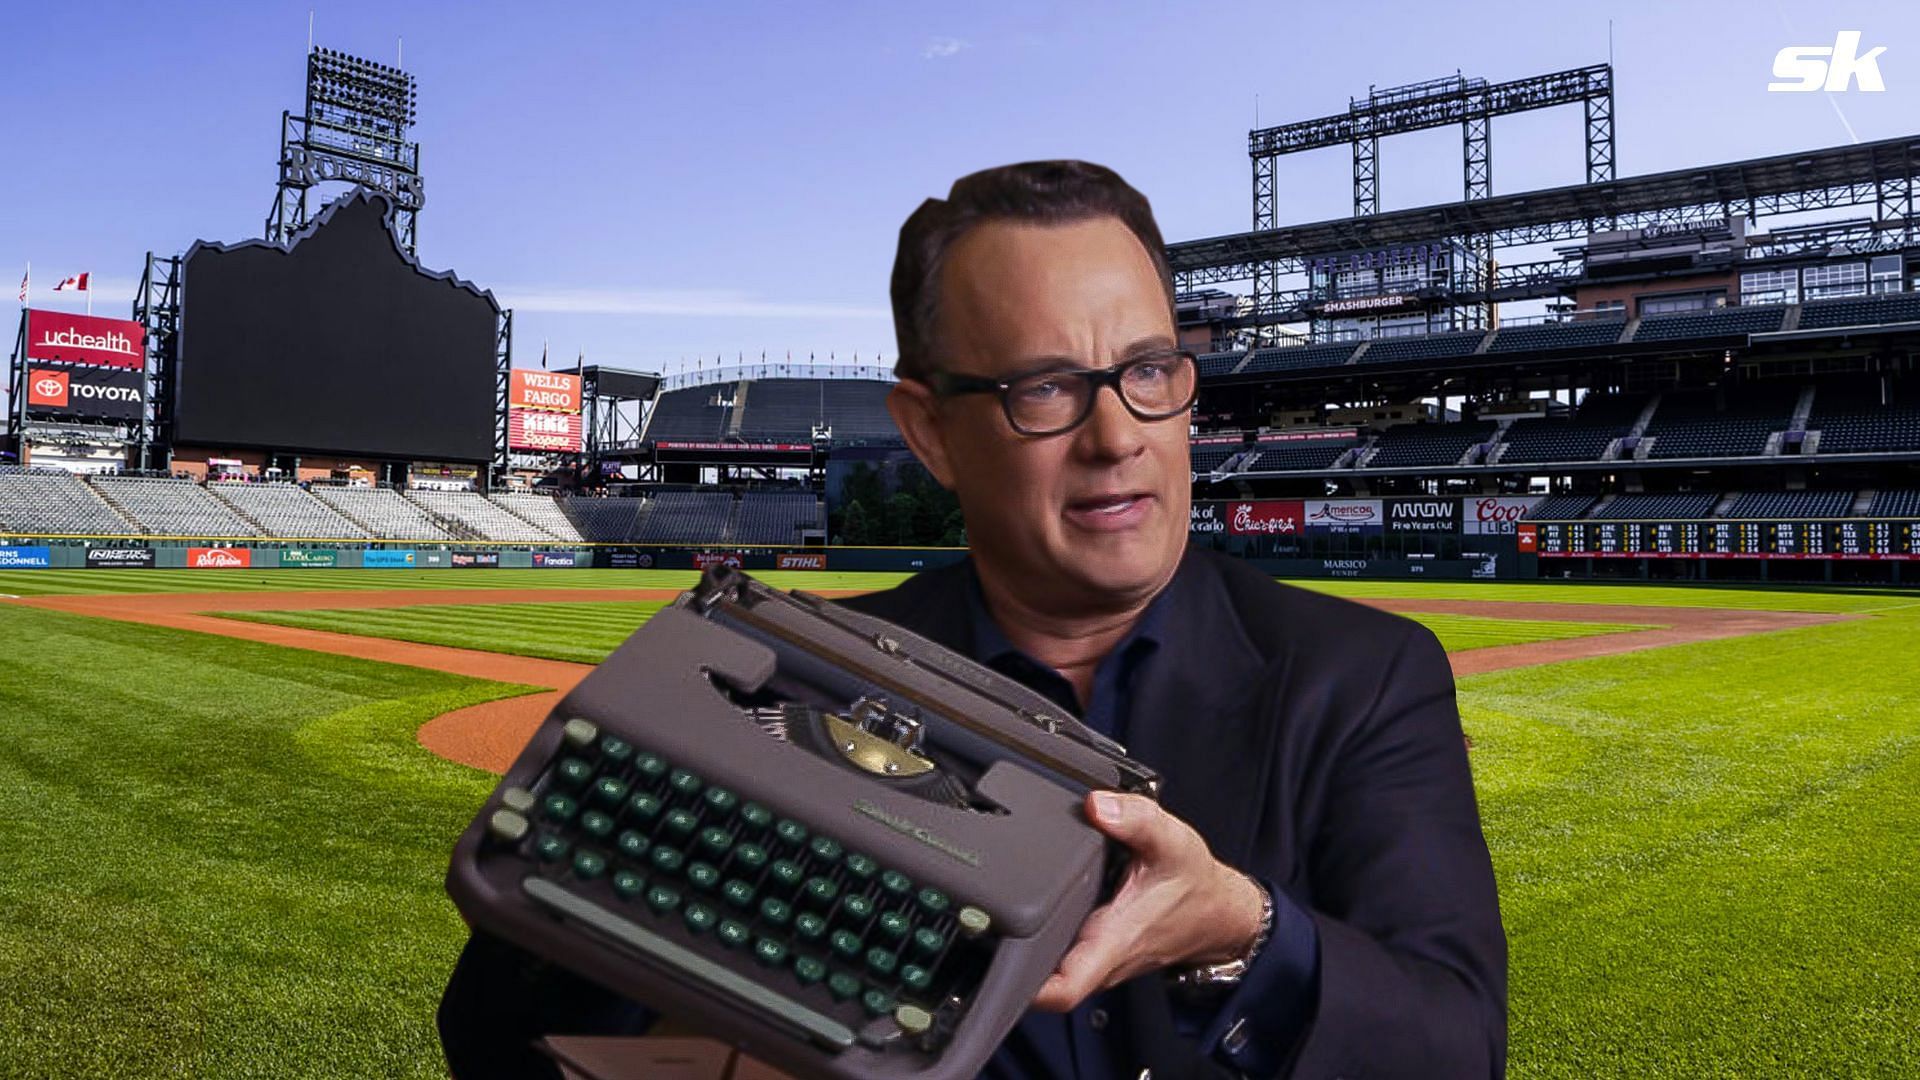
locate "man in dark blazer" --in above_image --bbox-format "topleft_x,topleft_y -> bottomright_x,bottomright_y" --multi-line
437,160 -> 1504,1077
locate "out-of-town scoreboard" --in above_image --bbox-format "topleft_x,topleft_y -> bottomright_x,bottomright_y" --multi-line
1522,519 -> 1920,559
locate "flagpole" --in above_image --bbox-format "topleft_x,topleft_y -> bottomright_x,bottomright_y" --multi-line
86,279 -> 92,316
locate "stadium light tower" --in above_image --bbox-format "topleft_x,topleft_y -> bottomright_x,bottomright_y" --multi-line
266,47 -> 424,253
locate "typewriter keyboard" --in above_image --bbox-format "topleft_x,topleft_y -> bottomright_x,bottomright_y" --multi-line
489,718 -> 992,1048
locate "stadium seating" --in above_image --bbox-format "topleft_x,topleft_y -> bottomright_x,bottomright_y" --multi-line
491,493 -> 586,542
1237,342 -> 1357,375
311,486 -> 458,540
1643,385 -> 1795,459
1245,436 -> 1356,471
732,491 -> 824,545
1485,319 -> 1628,353
208,481 -> 368,538
1355,331 -> 1487,365
0,468 -> 137,535
816,381 -> 900,442
408,490 -> 557,542
1189,443 -> 1246,471
1869,489 -> 1920,516
1807,380 -> 1920,454
1723,490 -> 1856,519
1195,351 -> 1245,377
1523,494 -> 1598,520
645,383 -> 738,442
564,496 -> 649,543
1631,304 -> 1787,342
91,475 -> 259,537
1364,421 -> 1497,468
733,380 -> 826,442
1797,292 -> 1920,330
1591,493 -> 1719,519
634,491 -> 733,544
1496,394 -> 1645,464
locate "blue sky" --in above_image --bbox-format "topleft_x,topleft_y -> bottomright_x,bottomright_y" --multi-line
4,0 -> 1918,384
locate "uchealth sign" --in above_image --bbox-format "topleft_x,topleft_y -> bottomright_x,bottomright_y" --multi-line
25,365 -> 145,422
1464,496 -> 1542,535
1304,499 -> 1384,533
26,310 -> 145,369
1386,497 -> 1459,534
509,370 -> 582,412
509,407 -> 584,452
188,547 -> 252,569
1225,500 -> 1305,536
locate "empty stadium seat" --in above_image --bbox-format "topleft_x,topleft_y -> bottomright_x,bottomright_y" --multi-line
1723,490 -> 1855,519
491,493 -> 586,542
1496,393 -> 1645,464
1244,437 -> 1356,471
1808,379 -> 1920,453
1797,292 -> 1920,330
1643,385 -> 1796,459
1590,493 -> 1719,519
91,476 -> 259,537
1195,351 -> 1245,377
634,491 -> 732,544
1355,331 -> 1488,365
1364,421 -> 1497,468
1188,443 -> 1246,472
1869,489 -> 1920,516
1631,304 -> 1786,342
208,481 -> 368,538
1238,342 -> 1357,375
645,383 -> 738,442
408,490 -> 557,542
0,467 -> 137,535
732,492 -> 824,545
1522,494 -> 1597,520
311,486 -> 458,540
1485,319 -> 1628,353
564,496 -> 649,543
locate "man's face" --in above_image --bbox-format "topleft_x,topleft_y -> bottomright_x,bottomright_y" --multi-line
889,216 -> 1192,615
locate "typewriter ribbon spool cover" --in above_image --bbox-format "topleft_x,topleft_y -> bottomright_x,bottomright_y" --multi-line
447,565 -> 1159,1080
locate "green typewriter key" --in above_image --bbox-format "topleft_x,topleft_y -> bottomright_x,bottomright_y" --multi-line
911,927 -> 946,957
804,877 -> 838,907
876,911 -> 910,941
879,869 -> 913,897
646,884 -> 681,914
591,776 -> 629,807
864,946 -> 897,977
753,937 -> 788,967
722,879 -> 756,908
703,786 -> 738,815
808,835 -> 843,864
578,810 -> 615,839
669,768 -> 703,797
687,862 -> 721,891
698,827 -> 733,858
740,802 -> 774,829
794,912 -> 827,941
840,894 -> 874,922
598,735 -> 633,763
843,853 -> 878,881
793,955 -> 827,985
542,794 -> 578,823
649,846 -> 685,875
663,808 -> 698,839
830,929 -> 862,959
717,919 -> 752,949
634,752 -> 669,781
759,897 -> 792,926
535,834 -> 570,862
556,758 -> 594,788
862,988 -> 894,1018
770,860 -> 805,889
627,792 -> 664,823
827,972 -> 861,1002
683,902 -> 718,934
572,850 -> 607,880
900,963 -> 933,993
612,870 -> 646,900
774,819 -> 808,846
617,830 -> 651,860
733,843 -> 768,871
916,887 -> 950,916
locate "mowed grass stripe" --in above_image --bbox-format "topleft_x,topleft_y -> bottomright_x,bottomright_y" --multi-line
1407,612 -> 1652,652
1295,577 -> 1918,614
0,567 -> 913,598
1459,605 -> 1920,1077
0,604 -> 523,1079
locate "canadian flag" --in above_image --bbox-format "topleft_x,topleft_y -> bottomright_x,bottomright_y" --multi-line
54,272 -> 89,291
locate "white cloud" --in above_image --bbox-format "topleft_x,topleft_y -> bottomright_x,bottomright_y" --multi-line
923,37 -> 969,60
499,285 -> 890,320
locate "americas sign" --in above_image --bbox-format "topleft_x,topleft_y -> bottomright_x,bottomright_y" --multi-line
25,310 -> 146,369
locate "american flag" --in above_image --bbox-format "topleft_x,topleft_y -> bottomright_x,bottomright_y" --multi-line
15,265 -> 25,304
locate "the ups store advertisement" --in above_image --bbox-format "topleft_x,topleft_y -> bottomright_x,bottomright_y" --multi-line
85,546 -> 155,568
1385,497 -> 1461,534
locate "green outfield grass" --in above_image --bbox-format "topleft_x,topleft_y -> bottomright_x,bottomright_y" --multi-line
0,567 -> 909,598
222,601 -> 1650,663
2,575 -> 1916,1076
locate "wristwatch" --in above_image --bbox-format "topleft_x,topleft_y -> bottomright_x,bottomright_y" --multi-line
1173,871 -> 1275,989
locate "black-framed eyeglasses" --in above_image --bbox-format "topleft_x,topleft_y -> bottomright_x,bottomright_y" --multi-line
927,349 -> 1198,436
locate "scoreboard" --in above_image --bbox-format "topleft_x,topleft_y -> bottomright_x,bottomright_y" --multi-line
1526,520 -> 1920,559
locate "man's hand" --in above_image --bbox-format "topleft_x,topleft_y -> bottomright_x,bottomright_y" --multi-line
1032,791 -> 1268,1013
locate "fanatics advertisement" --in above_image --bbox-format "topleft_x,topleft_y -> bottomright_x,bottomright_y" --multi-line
508,407 -> 584,452
24,310 -> 146,369
24,365 -> 145,421
508,370 -> 581,412
85,547 -> 155,568
187,547 -> 252,568
532,551 -> 579,568
0,546 -> 52,569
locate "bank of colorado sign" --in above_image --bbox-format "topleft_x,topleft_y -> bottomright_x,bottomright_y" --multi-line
26,310 -> 145,369
25,366 -> 144,422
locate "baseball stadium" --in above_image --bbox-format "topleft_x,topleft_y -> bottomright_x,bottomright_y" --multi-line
4,27 -> 1918,1080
